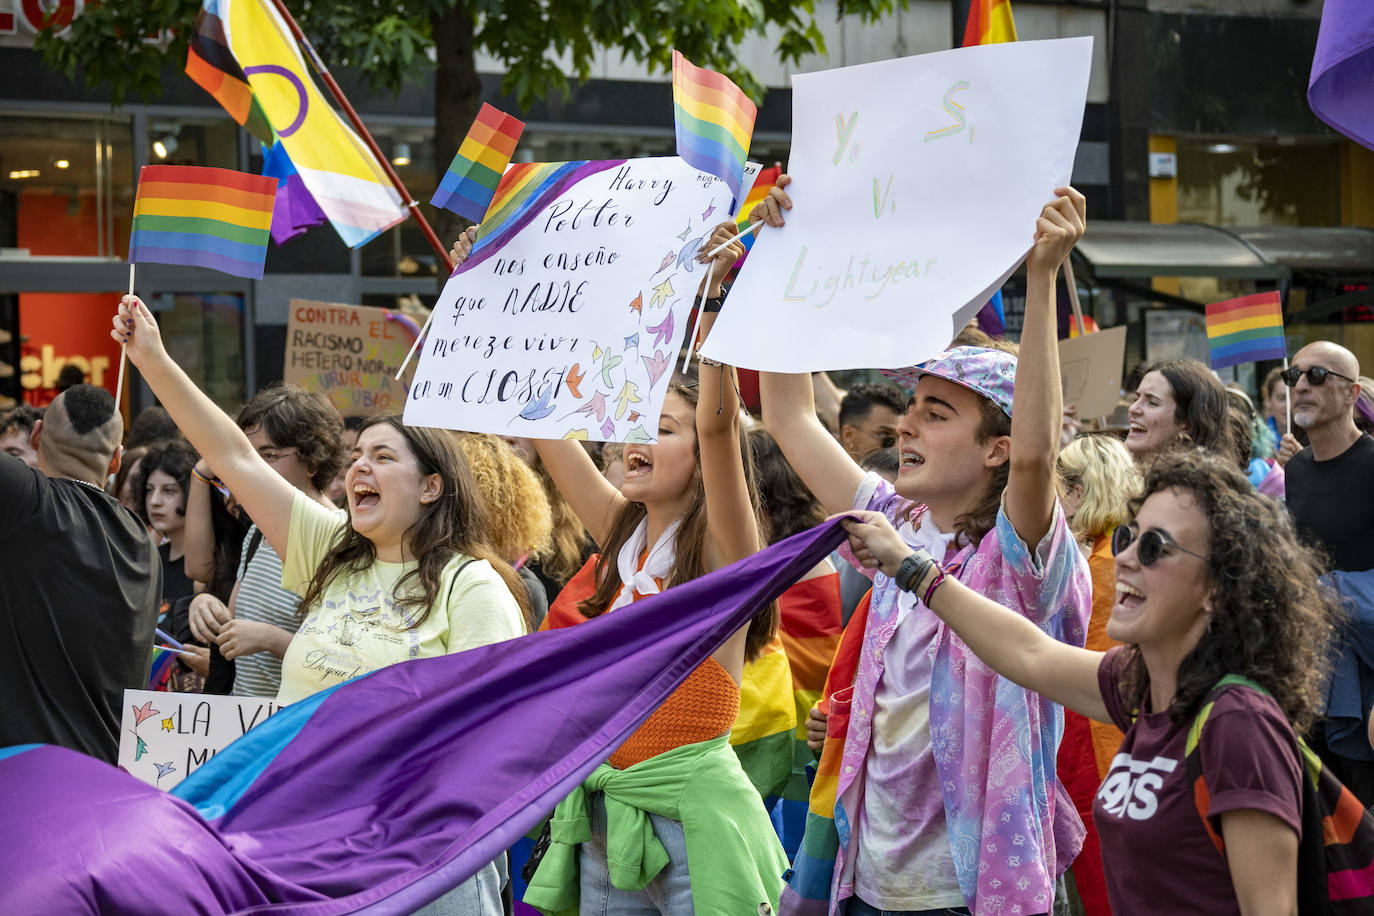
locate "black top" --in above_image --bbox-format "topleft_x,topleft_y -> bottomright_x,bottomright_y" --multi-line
157,540 -> 196,622
1285,433 -> 1374,573
0,453 -> 161,763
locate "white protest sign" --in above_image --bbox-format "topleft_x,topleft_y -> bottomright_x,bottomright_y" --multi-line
701,37 -> 1093,372
117,688 -> 283,790
404,158 -> 756,442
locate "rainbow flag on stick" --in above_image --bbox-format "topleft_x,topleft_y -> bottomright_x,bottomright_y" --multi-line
128,165 -> 277,279
672,50 -> 757,206
431,103 -> 525,221
1205,291 -> 1287,369
963,0 -> 1018,45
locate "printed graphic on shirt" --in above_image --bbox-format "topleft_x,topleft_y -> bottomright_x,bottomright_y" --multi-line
296,585 -> 424,684
1095,752 -> 1179,821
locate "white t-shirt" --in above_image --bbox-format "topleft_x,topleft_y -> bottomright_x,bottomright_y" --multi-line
276,491 -> 526,704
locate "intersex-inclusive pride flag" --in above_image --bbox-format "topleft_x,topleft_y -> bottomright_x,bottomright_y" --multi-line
1205,291 -> 1287,370
431,103 -> 525,221
456,159 -> 624,275
1308,0 -> 1374,151
672,50 -> 757,206
0,519 -> 848,916
185,0 -> 406,248
128,165 -> 277,279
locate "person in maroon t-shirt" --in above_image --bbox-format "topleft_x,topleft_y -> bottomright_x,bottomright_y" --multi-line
839,448 -> 1338,915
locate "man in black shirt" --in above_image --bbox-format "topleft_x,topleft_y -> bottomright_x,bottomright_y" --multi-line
1280,341 -> 1374,802
0,385 -> 161,763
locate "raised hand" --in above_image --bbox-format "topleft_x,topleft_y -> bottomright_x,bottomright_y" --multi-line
750,173 -> 792,228
1027,186 -> 1087,274
449,225 -> 478,266
109,295 -> 167,370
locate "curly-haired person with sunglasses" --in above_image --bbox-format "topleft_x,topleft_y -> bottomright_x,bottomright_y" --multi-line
1277,341 -> 1374,807
839,449 -> 1339,916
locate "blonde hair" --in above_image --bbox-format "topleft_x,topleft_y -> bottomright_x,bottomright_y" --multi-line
1058,434 -> 1140,542
453,433 -> 553,564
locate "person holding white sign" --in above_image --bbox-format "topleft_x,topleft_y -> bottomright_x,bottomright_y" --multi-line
110,295 -> 530,914
515,222 -> 790,916
757,178 -> 1093,916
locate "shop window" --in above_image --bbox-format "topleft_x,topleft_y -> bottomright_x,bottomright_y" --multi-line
1176,139 -> 1342,227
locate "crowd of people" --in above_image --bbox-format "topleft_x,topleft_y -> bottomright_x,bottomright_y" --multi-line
2,180 -> 1372,916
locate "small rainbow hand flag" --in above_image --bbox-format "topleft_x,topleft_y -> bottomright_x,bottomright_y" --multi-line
672,50 -> 757,206
431,103 -> 525,221
129,165 -> 277,279
1205,291 -> 1287,369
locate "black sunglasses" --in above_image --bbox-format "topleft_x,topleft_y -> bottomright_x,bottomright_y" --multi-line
1280,365 -> 1355,388
1111,523 -> 1207,567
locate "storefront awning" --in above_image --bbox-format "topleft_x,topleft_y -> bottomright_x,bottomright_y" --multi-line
1072,221 -> 1374,280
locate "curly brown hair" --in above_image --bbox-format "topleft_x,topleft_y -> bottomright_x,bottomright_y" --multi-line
453,432 -> 553,563
1115,450 -> 1338,732
235,384 -> 347,491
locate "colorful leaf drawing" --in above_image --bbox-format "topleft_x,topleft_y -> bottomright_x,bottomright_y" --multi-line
517,386 -> 556,421
628,411 -> 641,422
131,733 -> 148,761
625,425 -> 652,443
600,417 -> 616,438
614,380 -> 642,420
629,293 -> 643,313
643,350 -> 670,386
624,333 -> 639,351
599,351 -> 623,387
563,429 -> 589,440
592,345 -> 602,360
677,223 -> 691,242
702,201 -> 716,221
161,717 -> 175,732
676,237 -> 703,271
565,363 -> 584,399
153,761 -> 177,783
649,277 -> 674,309
131,701 -> 160,726
646,311 -> 675,348
568,391 -> 608,423
656,252 -> 674,273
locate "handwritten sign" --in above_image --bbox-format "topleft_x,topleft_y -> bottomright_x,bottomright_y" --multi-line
116,689 -> 283,790
284,300 -> 416,417
404,158 -> 754,441
1059,325 -> 1127,419
701,38 -> 1093,372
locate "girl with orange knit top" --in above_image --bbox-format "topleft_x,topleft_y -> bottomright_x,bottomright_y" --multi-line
459,219 -> 785,914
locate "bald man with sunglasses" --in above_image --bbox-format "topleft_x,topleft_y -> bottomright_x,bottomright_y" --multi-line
1279,340 -> 1374,805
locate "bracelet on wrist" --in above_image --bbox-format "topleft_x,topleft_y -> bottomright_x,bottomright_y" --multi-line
190,467 -> 216,487
895,550 -> 936,593
701,295 -> 725,313
922,568 -> 948,606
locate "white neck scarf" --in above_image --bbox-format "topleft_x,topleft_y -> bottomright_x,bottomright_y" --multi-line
896,510 -> 959,615
608,516 -> 683,612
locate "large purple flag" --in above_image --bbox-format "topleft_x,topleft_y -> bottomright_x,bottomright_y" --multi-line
0,520 -> 847,915
1309,0 -> 1374,150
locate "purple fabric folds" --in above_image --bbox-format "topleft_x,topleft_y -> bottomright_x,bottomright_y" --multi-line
1309,0 -> 1374,150
263,141 -> 328,245
0,520 -> 846,915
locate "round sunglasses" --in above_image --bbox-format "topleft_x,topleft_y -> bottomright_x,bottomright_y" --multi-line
1280,365 -> 1355,388
1111,523 -> 1207,567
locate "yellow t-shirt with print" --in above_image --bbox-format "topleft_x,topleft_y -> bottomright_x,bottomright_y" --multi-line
276,490 -> 526,704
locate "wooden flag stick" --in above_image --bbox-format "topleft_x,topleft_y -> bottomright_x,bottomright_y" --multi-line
681,260 -> 718,374
394,309 -> 435,380
705,220 -> 762,259
114,264 -> 133,410
1284,357 -> 1292,436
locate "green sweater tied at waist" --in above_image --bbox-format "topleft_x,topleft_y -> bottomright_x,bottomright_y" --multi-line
524,734 -> 787,915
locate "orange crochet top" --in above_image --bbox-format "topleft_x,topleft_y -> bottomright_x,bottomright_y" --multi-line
544,553 -> 742,769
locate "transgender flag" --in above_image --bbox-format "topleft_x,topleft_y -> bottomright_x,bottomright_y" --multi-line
0,521 -> 847,915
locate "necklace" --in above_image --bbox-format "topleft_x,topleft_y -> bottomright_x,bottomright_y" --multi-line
64,477 -> 107,493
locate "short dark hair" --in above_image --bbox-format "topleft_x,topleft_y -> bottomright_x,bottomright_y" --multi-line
135,440 -> 199,526
125,405 -> 182,450
839,383 -> 907,429
60,386 -> 116,435
235,384 -> 347,491
0,404 -> 43,438
55,364 -> 85,392
1140,359 -> 1232,458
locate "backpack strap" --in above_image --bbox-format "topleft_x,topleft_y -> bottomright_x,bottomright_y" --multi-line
1185,674 -> 1272,856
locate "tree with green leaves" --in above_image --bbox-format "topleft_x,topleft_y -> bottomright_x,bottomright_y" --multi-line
39,0 -> 903,247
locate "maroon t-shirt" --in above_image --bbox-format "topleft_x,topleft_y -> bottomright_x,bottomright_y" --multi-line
1093,648 -> 1302,915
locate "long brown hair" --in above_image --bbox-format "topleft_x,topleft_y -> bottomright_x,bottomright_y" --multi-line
296,415 -> 532,631
578,383 -> 777,661
949,396 -> 1012,546
1116,450 -> 1337,731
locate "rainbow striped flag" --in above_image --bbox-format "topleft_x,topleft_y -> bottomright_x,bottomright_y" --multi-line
733,165 -> 780,267
1205,291 -> 1287,369
963,0 -> 1018,45
128,165 -> 277,279
431,103 -> 525,221
732,633 -> 798,800
672,50 -> 757,205
458,160 -> 623,274
185,0 -> 406,248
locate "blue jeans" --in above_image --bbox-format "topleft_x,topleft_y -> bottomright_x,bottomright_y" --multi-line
844,899 -> 970,916
411,856 -> 507,915
578,793 -> 694,915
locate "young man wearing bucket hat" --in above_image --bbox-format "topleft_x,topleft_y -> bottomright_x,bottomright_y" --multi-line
758,180 -> 1092,916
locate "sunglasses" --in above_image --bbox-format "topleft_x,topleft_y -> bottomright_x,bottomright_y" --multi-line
1111,523 -> 1207,567
1280,365 -> 1355,388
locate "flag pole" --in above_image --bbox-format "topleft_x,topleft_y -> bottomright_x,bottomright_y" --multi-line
1063,255 -> 1086,337
265,0 -> 454,274
115,264 -> 133,410
1284,357 -> 1292,437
